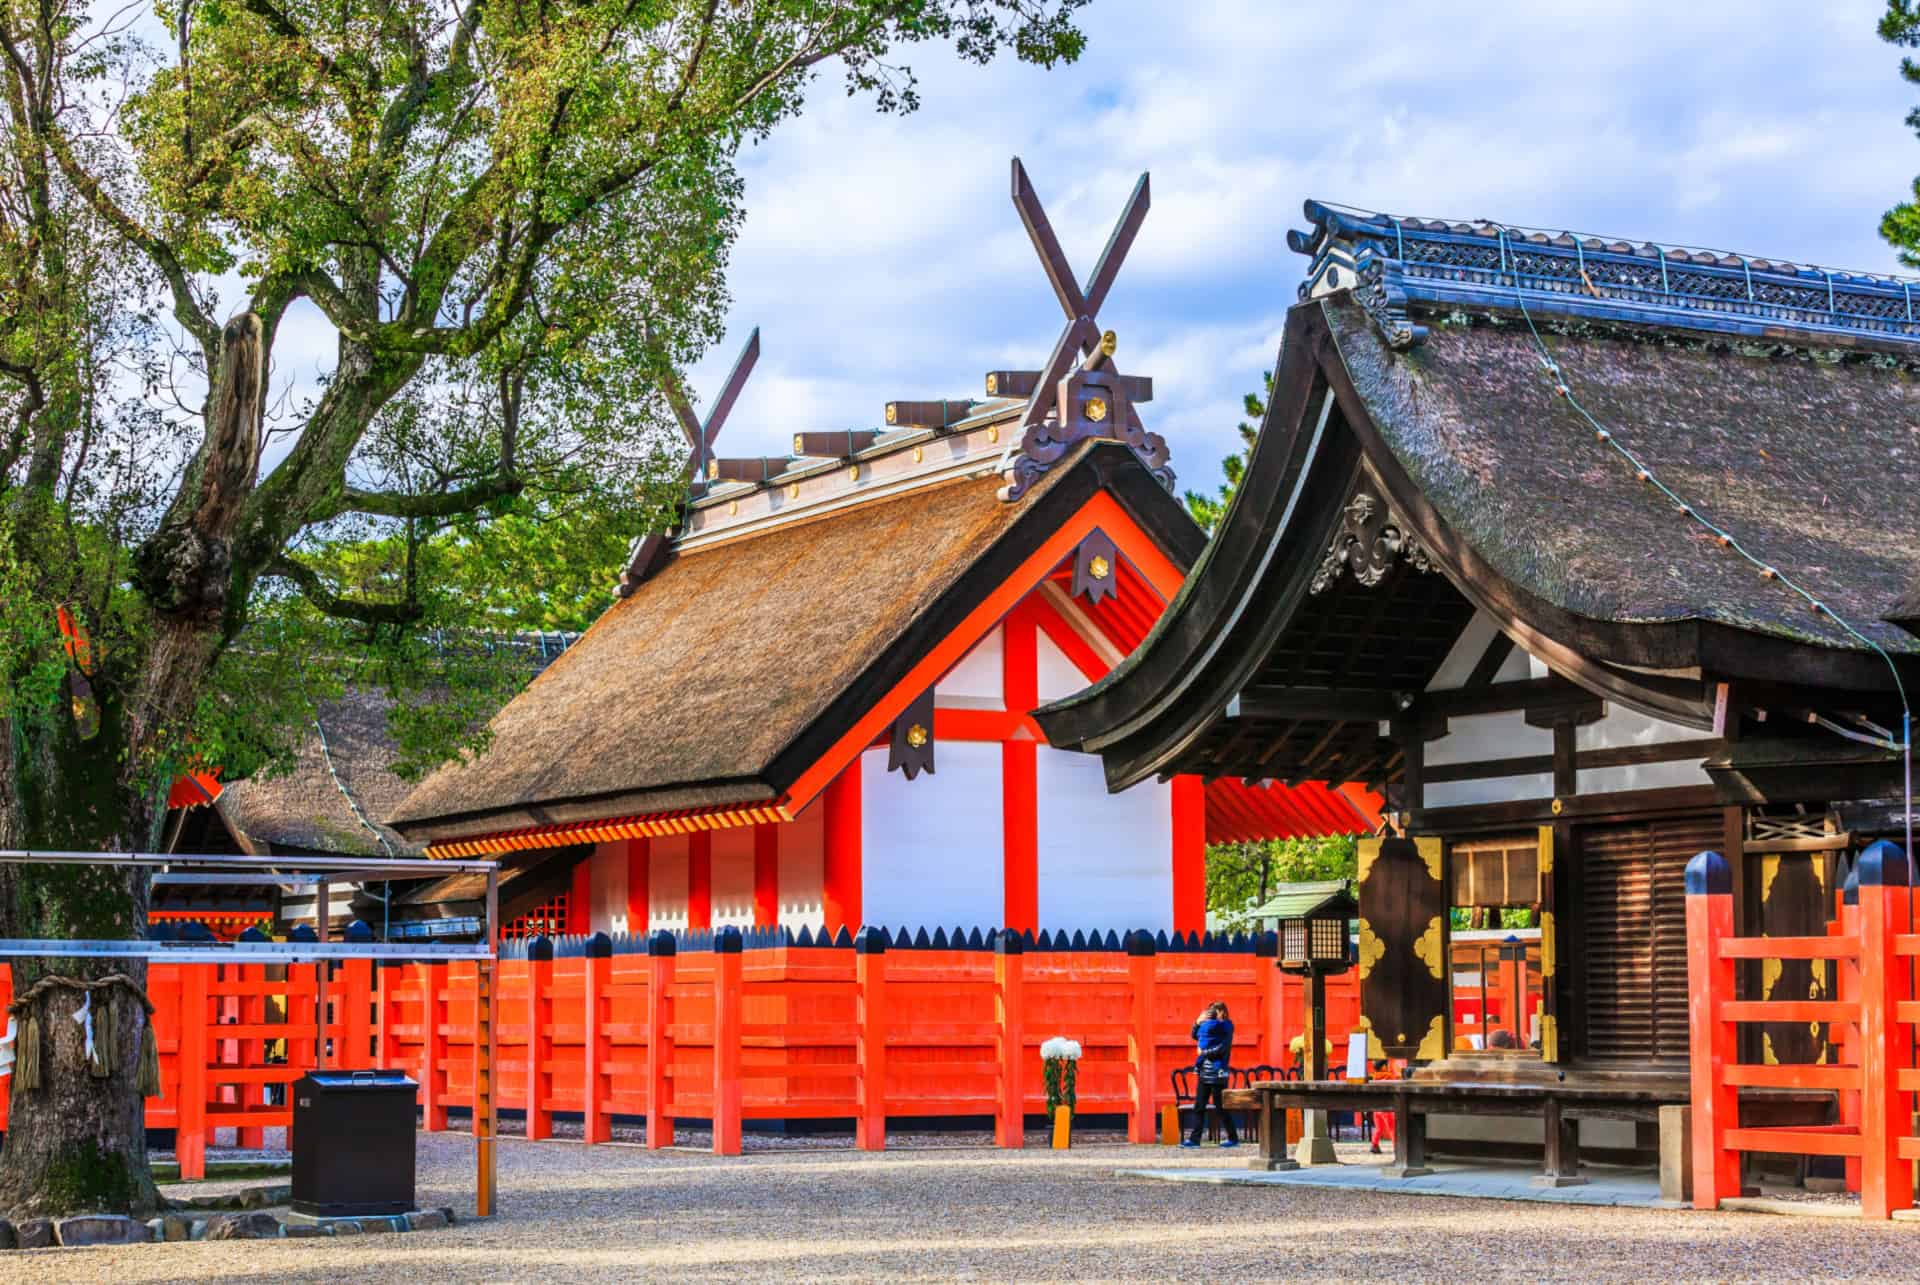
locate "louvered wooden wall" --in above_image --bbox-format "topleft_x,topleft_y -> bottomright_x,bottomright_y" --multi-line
1577,814 -> 1717,1064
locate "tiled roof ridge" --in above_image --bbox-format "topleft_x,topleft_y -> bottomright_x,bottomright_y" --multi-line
1290,198 -> 1920,355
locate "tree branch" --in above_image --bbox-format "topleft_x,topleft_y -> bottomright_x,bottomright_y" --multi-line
267,554 -> 423,625
329,474 -> 523,520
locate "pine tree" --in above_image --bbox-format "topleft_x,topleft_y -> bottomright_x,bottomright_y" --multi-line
1880,3 -> 1920,262
1183,370 -> 1271,532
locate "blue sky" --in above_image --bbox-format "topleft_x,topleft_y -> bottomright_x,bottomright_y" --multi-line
667,0 -> 1920,490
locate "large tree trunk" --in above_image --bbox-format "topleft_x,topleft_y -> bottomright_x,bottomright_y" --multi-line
0,311 -> 263,1218
0,706 -> 161,1218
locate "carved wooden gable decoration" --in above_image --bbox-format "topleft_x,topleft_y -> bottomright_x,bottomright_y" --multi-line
998,159 -> 1172,503
1356,835 -> 1449,1062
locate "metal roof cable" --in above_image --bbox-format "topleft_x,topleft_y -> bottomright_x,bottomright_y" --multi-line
314,716 -> 396,858
1496,224 -> 1914,863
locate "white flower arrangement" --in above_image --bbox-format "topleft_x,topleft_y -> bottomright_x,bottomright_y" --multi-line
1039,1036 -> 1082,1062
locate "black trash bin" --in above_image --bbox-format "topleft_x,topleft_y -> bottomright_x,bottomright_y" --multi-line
291,1069 -> 418,1217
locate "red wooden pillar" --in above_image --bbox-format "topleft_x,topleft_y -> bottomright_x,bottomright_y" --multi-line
753,823 -> 780,928
1837,872 -> 1862,1193
422,963 -> 449,1132
525,940 -> 554,1140
712,928 -> 744,1155
375,963 -> 399,1069
856,928 -> 889,1151
1170,775 -> 1206,935
1855,840 -> 1912,1219
627,837 -> 652,936
1257,937 -> 1285,1071
584,934 -> 613,1145
1683,849 -> 1740,1210
823,763 -> 863,937
646,933 -> 677,1149
567,860 -> 591,935
177,964 -> 210,1181
339,959 -> 373,1069
1003,610 -> 1040,933
688,831 -> 713,931
995,934 -> 1026,1148
1127,934 -> 1158,1143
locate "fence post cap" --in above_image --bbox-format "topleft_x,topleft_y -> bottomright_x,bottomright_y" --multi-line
995,928 -> 1024,956
1253,929 -> 1279,958
1684,849 -> 1731,896
854,926 -> 889,955
525,934 -> 555,961
714,925 -> 744,954
1859,839 -> 1911,887
343,919 -> 375,943
646,929 -> 678,957
584,930 -> 614,958
1124,929 -> 1156,957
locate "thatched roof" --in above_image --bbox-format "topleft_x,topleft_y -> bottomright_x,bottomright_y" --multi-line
216,688 -> 421,857
1327,296 -> 1920,657
392,443 -> 1197,843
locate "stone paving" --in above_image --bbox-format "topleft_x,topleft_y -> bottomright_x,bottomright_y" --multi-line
10,1130 -> 1919,1281
1125,1157 -> 1669,1207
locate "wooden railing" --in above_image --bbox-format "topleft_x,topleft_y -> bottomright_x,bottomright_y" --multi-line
0,926 -> 1369,1179
1685,842 -> 1914,1218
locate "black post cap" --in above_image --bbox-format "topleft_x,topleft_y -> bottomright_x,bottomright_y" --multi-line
1124,929 -> 1156,957
1684,849 -> 1731,897
526,934 -> 555,961
289,924 -> 319,943
1254,929 -> 1279,958
854,926 -> 889,955
584,930 -> 614,959
1859,839 -> 1912,888
715,925 -> 743,954
995,928 -> 1024,956
647,929 -> 678,957
343,919 -> 375,943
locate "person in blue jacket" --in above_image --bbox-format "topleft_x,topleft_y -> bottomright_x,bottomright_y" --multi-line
1183,1001 -> 1239,1147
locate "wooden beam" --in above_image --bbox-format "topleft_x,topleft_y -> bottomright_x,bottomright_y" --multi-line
884,399 -> 976,430
1421,737 -> 1723,786
985,370 -> 1153,403
792,430 -> 881,457
1419,676 -> 1593,720
1226,688 -> 1404,724
708,456 -> 790,483
1464,633 -> 1517,690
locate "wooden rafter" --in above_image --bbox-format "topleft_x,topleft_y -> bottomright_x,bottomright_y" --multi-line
616,328 -> 761,596
998,159 -> 1172,502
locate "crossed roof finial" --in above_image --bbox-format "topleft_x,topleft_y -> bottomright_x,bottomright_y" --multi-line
615,327 -> 761,596
998,158 -> 1171,502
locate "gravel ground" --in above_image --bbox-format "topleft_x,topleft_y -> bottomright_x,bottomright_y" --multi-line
13,1132 -> 1920,1282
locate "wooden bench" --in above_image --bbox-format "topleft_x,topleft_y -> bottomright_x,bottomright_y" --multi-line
1224,1079 -> 1686,1186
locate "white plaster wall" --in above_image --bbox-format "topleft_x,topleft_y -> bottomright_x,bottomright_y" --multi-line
1426,710 -> 1554,767
647,833 -> 690,932
1575,703 -> 1713,795
711,826 -> 756,927
861,743 -> 1004,930
1035,629 -> 1093,703
939,624 -> 1003,707
588,841 -> 630,934
1035,746 -> 1172,934
778,799 -> 826,930
1426,611 -> 1504,691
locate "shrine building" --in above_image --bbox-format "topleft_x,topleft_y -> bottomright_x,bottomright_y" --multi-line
388,164 -> 1378,942
1036,201 -> 1920,1171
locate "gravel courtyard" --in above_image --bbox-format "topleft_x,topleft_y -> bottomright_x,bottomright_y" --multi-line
10,1132 -> 1920,1282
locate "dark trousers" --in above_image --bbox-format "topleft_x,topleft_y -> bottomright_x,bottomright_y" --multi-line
1187,1078 -> 1238,1143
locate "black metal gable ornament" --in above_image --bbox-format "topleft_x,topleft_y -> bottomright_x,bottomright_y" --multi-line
888,687 -> 936,781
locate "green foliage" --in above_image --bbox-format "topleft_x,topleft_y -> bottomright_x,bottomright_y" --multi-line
1183,371 -> 1269,532
1882,2 -> 1920,265
1205,834 -> 1358,927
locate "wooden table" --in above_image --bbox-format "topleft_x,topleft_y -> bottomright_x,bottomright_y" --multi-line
1224,1079 -> 1687,1186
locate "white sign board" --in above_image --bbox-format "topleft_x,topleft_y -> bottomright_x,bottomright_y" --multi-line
1345,1030 -> 1369,1081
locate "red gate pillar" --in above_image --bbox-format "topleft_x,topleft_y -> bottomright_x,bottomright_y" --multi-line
646,932 -> 677,1149
712,927 -> 744,1156
995,932 -> 1026,1148
1855,840 -> 1913,1220
1127,933 -> 1158,1143
421,963 -> 449,1131
856,927 -> 889,1151
525,937 -> 555,1141
583,933 -> 613,1145
822,763 -> 862,938
177,964 -> 210,1181
1835,870 -> 1862,1193
1683,849 -> 1740,1210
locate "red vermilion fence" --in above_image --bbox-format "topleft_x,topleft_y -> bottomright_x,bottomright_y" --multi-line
0,928 -> 1366,1179
1686,842 -> 1920,1219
